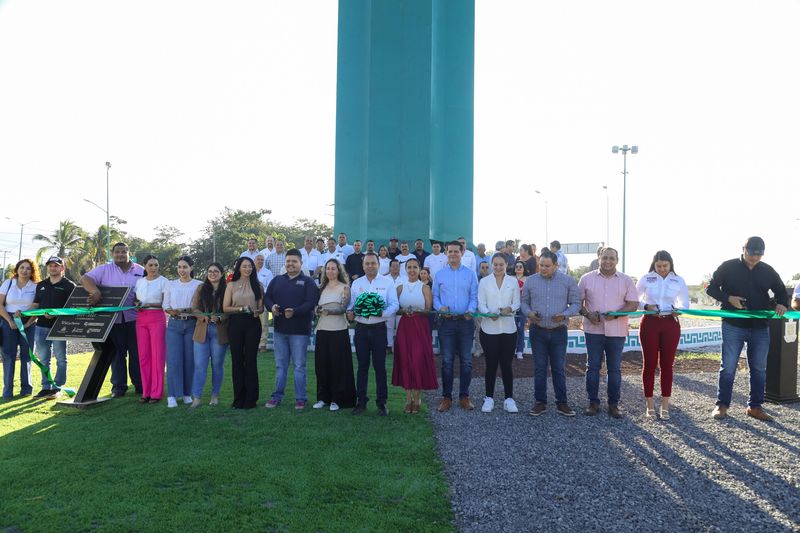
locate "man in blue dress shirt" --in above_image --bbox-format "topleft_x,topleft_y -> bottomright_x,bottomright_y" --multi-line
433,240 -> 479,412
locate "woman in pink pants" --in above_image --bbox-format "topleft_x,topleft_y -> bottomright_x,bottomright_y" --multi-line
134,255 -> 168,404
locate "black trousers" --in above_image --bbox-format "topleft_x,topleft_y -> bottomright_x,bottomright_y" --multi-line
480,331 -> 516,399
314,329 -> 357,407
228,315 -> 261,408
353,323 -> 388,407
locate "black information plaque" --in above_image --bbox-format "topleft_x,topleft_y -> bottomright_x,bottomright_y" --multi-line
48,286 -> 131,342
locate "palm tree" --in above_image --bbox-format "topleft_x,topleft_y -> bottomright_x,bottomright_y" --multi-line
34,219 -> 85,264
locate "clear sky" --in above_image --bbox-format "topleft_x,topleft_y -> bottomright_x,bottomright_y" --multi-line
1,0 -> 798,283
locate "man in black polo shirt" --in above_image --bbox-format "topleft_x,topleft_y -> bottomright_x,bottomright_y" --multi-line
706,236 -> 789,422
344,240 -> 365,282
31,256 -> 76,399
412,239 -> 430,265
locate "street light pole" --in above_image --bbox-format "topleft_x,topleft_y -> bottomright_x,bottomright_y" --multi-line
535,190 -> 549,245
611,145 -> 638,272
5,217 -> 39,261
105,162 -> 111,263
602,185 -> 610,246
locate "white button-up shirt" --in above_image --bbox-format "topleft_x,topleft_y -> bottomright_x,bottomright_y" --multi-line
349,274 -> 399,325
462,250 -> 477,272
636,271 -> 689,313
478,274 -> 520,334
423,253 -> 447,281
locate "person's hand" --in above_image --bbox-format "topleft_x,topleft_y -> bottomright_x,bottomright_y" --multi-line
346,311 -> 355,322
272,304 -> 281,316
44,313 -> 54,320
13,310 -> 22,318
284,308 -> 295,319
603,313 -> 617,322
552,314 -> 565,323
464,312 -> 473,321
320,308 -> 329,316
87,290 -> 101,306
728,295 -> 746,309
500,306 -> 512,316
253,308 -> 261,318
587,312 -> 602,325
8,319 -> 18,330
775,304 -> 787,317
439,306 -> 449,313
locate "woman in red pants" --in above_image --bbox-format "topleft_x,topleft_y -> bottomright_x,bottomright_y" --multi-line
636,250 -> 689,420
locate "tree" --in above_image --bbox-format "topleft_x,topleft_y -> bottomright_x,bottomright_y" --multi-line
33,219 -> 85,264
189,208 -> 275,273
135,226 -> 187,278
570,265 -> 591,283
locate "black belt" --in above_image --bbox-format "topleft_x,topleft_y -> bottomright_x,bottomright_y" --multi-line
171,316 -> 196,321
356,321 -> 387,329
534,324 -> 567,331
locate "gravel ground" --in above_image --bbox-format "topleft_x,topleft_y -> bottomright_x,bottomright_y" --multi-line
427,372 -> 800,533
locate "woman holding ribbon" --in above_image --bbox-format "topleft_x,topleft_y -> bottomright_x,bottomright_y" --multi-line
636,250 -> 689,419
164,256 -> 202,408
223,256 -> 264,409
513,260 -> 528,360
392,257 -> 438,413
191,263 -> 229,407
0,259 -> 39,399
134,255 -> 169,404
312,259 -> 356,411
477,253 -> 520,413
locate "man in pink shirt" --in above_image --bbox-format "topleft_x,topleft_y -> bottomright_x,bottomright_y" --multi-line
578,247 -> 638,418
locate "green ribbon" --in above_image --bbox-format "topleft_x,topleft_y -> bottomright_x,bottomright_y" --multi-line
605,308 -> 800,320
12,316 -> 76,398
20,306 -> 137,317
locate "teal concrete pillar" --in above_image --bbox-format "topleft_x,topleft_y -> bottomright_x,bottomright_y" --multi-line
334,0 -> 474,246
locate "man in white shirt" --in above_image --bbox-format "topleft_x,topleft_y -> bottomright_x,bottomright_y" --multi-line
458,236 -> 476,272
299,236 -> 320,278
254,254 -> 274,350
321,238 -> 344,266
550,240 -> 569,274
266,240 -> 287,276
240,239 -> 260,261
347,252 -> 399,416
395,241 -> 414,279
365,240 -> 376,254
260,236 -> 275,261
384,259 -> 403,350
336,232 -> 355,262
424,240 -> 447,281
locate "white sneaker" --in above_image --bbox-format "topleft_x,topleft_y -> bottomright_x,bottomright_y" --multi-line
183,396 -> 192,405
167,397 -> 178,408
504,398 -> 519,413
481,397 -> 494,412
312,401 -> 326,409
516,352 -> 523,360
329,402 -> 339,411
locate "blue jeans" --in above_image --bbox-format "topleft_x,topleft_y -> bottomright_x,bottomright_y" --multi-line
439,319 -> 475,399
585,333 -> 625,406
192,323 -> 228,398
514,311 -> 526,354
166,318 -> 196,399
34,325 -> 67,389
271,331 -> 309,403
531,325 -> 568,404
1,320 -> 34,398
717,322 -> 769,408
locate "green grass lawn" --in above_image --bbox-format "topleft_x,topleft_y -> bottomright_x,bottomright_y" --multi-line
0,351 -> 454,533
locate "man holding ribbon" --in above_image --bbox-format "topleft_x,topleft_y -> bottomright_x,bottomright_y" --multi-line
81,242 -> 145,398
706,236 -> 788,422
433,240 -> 479,412
347,252 -> 399,416
30,257 -> 75,399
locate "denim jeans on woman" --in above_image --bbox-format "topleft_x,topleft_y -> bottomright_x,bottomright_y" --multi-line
192,322 -> 228,398
34,325 -> 67,390
2,320 -> 34,398
166,318 -> 196,399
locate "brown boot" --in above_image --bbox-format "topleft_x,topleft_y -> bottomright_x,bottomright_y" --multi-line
583,404 -> 600,416
746,407 -> 774,422
712,405 -> 728,420
608,405 -> 624,419
437,398 -> 452,412
459,397 -> 475,410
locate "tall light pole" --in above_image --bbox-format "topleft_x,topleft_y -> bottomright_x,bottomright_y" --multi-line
611,145 -> 638,271
5,217 -> 39,261
535,190 -> 549,245
105,162 -> 112,263
602,185 -> 610,246
0,250 -> 10,269
83,198 -> 112,262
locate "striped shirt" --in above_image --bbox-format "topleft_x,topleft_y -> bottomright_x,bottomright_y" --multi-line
520,271 -> 581,329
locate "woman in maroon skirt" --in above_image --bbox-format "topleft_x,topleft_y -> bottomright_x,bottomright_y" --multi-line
392,258 -> 438,413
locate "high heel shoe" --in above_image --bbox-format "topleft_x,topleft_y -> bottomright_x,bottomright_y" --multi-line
404,401 -> 413,414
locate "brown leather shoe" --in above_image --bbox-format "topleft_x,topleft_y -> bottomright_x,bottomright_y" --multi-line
437,398 -> 452,412
556,403 -> 575,417
608,405 -> 624,419
583,404 -> 600,416
459,397 -> 475,410
746,407 -> 774,422
528,402 -> 546,416
712,405 -> 728,420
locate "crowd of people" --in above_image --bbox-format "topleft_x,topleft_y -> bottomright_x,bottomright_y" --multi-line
1,233 -> 797,422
